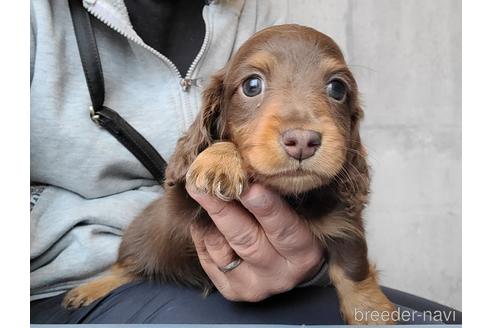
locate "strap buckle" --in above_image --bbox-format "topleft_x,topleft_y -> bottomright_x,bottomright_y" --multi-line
89,106 -> 101,126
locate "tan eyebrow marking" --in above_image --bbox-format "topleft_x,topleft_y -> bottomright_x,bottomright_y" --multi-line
243,51 -> 277,75
320,57 -> 348,73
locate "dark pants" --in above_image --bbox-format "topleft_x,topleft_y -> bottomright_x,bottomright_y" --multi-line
31,281 -> 461,325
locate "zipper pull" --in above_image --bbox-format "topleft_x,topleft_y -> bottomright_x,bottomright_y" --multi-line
180,78 -> 202,91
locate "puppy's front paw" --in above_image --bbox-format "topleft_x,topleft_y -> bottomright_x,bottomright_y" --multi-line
62,284 -> 104,310
186,142 -> 246,201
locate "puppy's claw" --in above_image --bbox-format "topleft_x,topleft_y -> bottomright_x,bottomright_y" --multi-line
214,181 -> 245,201
62,283 -> 108,310
186,142 -> 246,202
237,183 -> 243,197
63,289 -> 92,310
215,182 -> 233,201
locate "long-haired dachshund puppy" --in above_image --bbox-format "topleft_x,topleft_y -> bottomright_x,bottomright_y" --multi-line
63,24 -> 396,325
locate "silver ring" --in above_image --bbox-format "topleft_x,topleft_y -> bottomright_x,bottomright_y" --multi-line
218,258 -> 243,273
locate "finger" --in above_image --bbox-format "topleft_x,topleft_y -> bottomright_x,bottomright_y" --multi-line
239,184 -> 319,259
201,226 -> 289,300
189,224 -> 232,293
203,226 -> 238,269
187,185 -> 279,266
191,225 -> 288,302
191,225 -> 259,302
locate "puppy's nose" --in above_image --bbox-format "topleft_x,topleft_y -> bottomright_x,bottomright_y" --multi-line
281,129 -> 321,161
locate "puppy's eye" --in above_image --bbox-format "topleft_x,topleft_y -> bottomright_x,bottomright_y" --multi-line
242,75 -> 263,97
326,79 -> 347,102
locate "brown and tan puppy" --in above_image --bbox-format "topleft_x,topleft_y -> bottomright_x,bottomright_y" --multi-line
63,24 -> 396,325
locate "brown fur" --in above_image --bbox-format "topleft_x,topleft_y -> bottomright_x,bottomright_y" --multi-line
63,24 -> 395,324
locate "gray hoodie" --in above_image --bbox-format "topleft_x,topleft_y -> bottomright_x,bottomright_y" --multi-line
30,0 -> 289,300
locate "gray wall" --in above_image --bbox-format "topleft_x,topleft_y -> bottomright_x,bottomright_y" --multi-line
287,0 -> 461,309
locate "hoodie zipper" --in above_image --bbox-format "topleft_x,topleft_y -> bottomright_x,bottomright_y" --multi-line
84,1 -> 211,92
181,17 -> 211,91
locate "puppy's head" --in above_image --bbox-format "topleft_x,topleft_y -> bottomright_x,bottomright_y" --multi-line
193,25 -> 366,195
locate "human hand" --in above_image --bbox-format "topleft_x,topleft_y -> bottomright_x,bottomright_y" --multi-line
187,183 -> 324,302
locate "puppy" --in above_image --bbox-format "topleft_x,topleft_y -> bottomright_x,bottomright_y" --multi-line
63,24 -> 396,325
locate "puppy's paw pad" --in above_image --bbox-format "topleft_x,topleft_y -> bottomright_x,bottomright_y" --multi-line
186,143 -> 246,200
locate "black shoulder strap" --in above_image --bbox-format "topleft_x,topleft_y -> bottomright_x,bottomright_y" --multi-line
68,0 -> 167,184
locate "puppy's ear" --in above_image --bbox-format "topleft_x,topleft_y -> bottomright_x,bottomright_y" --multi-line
338,96 -> 370,199
165,70 -> 227,186
200,69 -> 227,141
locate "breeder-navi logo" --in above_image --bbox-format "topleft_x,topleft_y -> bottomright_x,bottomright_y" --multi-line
354,307 -> 457,323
